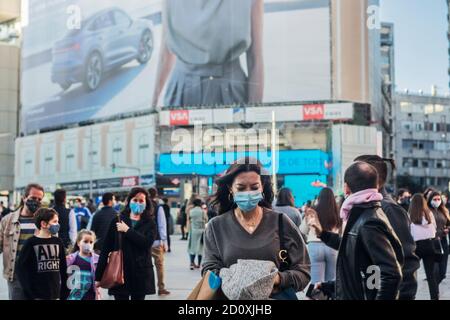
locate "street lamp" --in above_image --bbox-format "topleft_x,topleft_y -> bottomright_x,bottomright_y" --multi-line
111,163 -> 142,186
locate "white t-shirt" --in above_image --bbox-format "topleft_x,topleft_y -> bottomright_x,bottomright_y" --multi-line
410,215 -> 437,242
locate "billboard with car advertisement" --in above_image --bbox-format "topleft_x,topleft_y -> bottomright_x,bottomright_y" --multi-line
21,0 -> 332,135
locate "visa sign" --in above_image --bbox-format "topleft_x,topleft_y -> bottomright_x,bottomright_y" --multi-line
303,104 -> 324,120
170,110 -> 189,126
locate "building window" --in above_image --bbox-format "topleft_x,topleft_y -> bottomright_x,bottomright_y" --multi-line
414,122 -> 423,132
43,147 -> 53,175
402,139 -> 414,149
87,140 -> 99,169
437,178 -> 449,187
424,122 -> 433,131
112,138 -> 122,165
65,145 -> 75,173
400,102 -> 412,113
402,158 -> 412,168
138,135 -> 150,166
402,121 -> 412,131
24,156 -> 33,177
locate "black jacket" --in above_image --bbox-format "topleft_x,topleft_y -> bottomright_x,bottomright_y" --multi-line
90,206 -> 119,252
320,201 -> 404,300
95,214 -> 157,296
52,204 -> 71,248
380,189 -> 420,299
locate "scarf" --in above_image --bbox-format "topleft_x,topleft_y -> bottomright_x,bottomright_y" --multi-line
340,188 -> 383,223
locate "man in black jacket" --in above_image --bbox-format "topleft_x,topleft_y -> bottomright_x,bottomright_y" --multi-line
161,198 -> 172,252
354,155 -> 420,300
52,189 -> 77,250
397,188 -> 412,212
309,162 -> 404,300
90,193 -> 118,253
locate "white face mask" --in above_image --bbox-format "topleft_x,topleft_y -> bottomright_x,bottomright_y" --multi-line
81,243 -> 93,254
431,200 -> 442,209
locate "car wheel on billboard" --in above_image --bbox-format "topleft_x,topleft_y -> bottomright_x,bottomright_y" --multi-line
137,29 -> 153,64
83,52 -> 103,92
59,82 -> 72,91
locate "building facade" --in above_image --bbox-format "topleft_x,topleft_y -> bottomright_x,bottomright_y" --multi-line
447,0 -> 450,88
12,0 -> 384,206
0,0 -> 21,206
394,92 -> 450,192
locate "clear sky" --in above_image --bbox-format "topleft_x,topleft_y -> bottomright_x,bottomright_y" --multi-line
381,0 -> 449,95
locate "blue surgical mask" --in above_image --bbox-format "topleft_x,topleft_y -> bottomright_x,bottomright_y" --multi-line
234,191 -> 263,213
48,223 -> 60,235
130,202 -> 146,215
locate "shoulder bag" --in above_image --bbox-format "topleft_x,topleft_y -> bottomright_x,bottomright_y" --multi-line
99,215 -> 125,289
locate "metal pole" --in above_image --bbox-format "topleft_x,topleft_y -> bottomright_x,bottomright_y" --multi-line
272,111 -> 277,196
89,127 -> 93,200
138,168 -> 142,186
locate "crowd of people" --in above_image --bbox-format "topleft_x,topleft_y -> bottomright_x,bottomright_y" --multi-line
0,154 -> 449,300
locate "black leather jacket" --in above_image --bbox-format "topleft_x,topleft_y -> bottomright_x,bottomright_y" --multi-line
380,189 -> 420,299
320,201 -> 404,300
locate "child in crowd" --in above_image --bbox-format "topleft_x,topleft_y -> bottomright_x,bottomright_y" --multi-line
16,208 -> 68,300
66,230 -> 100,300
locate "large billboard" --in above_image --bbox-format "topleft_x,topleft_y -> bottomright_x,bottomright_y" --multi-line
21,0 -> 332,135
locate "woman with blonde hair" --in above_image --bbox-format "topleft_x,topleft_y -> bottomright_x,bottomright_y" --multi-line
66,230 -> 99,300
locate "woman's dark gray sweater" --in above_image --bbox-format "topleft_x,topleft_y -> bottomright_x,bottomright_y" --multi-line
202,208 -> 311,292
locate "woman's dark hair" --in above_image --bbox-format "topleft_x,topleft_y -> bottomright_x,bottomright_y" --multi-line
53,189 -> 66,206
409,193 -> 433,225
122,187 -> 154,222
211,157 -> 274,214
314,187 -> 341,231
193,199 -> 203,207
427,191 -> 450,221
276,188 -> 295,207
424,187 -> 436,199
34,208 -> 58,230
188,194 -> 199,206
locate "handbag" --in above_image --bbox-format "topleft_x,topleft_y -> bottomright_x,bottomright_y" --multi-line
270,214 -> 298,300
99,215 -> 125,289
187,270 -> 222,300
432,237 -> 444,262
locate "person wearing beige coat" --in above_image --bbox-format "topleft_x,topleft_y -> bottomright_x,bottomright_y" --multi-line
0,184 -> 44,300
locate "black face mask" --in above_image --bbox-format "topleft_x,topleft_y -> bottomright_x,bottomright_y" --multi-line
401,198 -> 411,206
25,199 -> 41,214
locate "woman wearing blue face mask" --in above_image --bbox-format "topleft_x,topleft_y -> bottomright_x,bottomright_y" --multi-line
202,158 -> 311,300
95,187 -> 157,300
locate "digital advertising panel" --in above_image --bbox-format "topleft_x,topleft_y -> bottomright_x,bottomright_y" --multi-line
21,0 -> 332,135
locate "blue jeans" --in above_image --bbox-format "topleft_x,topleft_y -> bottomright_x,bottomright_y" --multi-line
8,278 -> 27,300
308,242 -> 338,284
